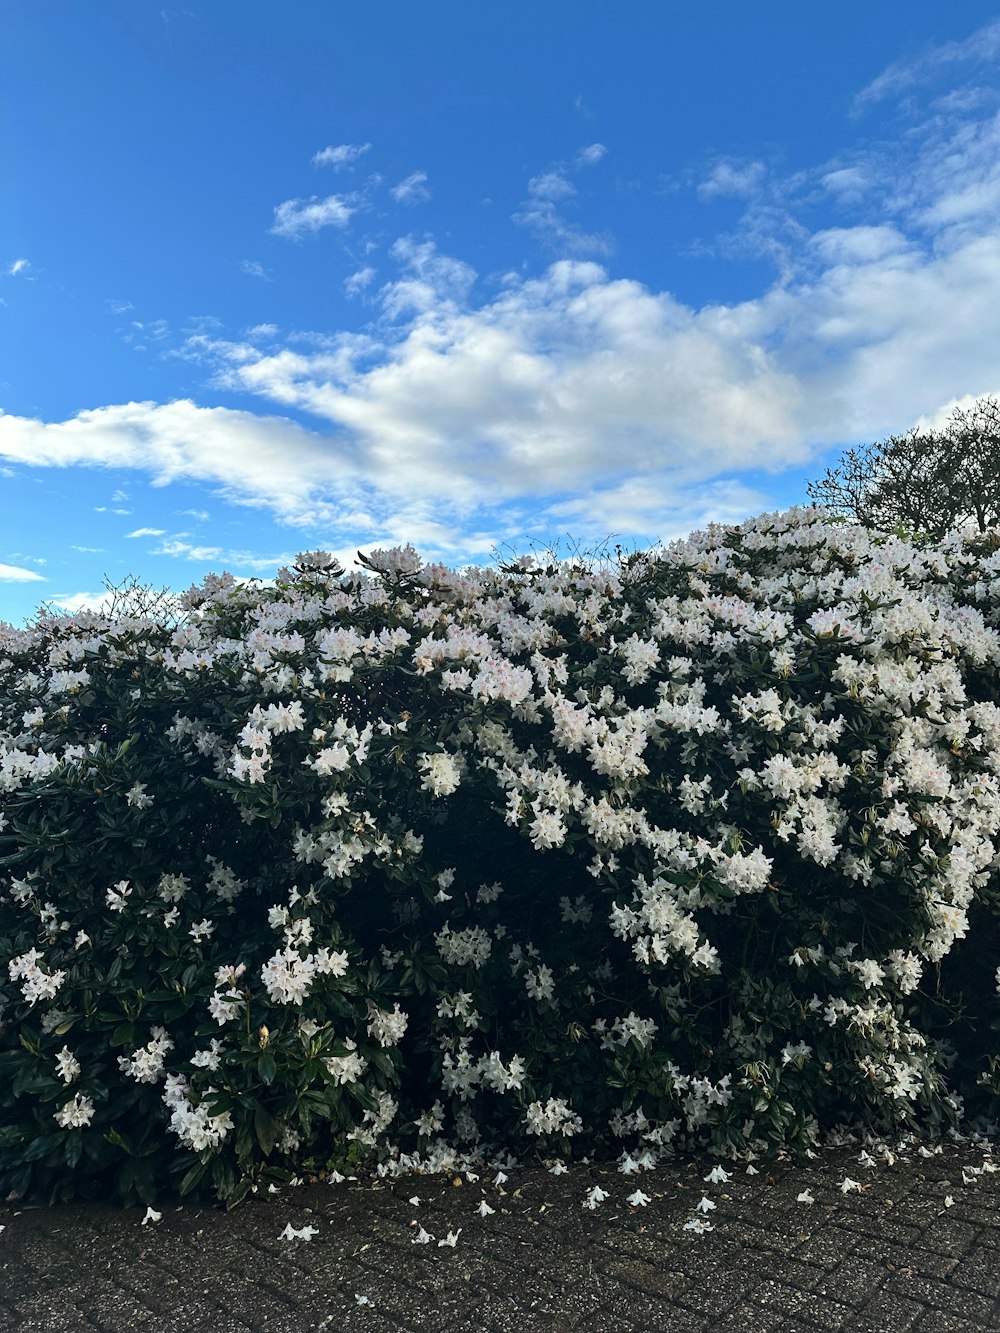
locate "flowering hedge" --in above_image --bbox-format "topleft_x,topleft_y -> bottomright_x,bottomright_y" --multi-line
2,508 -> 1000,1206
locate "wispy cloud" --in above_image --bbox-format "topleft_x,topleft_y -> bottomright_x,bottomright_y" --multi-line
855,18 -> 1000,110
345,266 -> 376,296
312,142 -> 371,169
270,194 -> 356,239
513,152 -> 611,255
0,562 -> 45,583
106,298 -> 135,314
125,527 -> 166,538
245,323 -> 279,338
241,260 -> 271,280
697,159 -> 767,200
390,171 -> 431,204
152,537 -> 296,571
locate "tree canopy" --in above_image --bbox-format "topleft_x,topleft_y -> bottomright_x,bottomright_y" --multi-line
807,396 -> 1000,539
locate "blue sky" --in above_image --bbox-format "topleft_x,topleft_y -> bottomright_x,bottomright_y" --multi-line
4,2 -> 1000,625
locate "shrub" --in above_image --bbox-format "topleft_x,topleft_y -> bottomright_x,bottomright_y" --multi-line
2,511 -> 1000,1206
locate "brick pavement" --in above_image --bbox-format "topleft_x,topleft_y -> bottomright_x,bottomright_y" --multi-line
1,1141 -> 999,1332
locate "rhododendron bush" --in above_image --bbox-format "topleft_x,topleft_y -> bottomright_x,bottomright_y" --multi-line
2,508 -> 1000,1206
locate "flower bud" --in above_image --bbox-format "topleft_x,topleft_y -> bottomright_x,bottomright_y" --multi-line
259,1026 -> 270,1049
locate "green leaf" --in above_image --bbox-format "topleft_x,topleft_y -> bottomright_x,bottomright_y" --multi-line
178,1159 -> 209,1197
258,1051 -> 277,1085
254,1105 -> 278,1155
64,1131 -> 83,1169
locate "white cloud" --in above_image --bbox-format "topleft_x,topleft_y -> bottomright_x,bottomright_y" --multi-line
43,592 -> 112,614
181,508 -> 210,521
106,299 -> 135,314
0,562 -> 45,583
528,171 -> 575,201
6,259 -> 31,278
5,63 -> 1000,558
69,545 -> 104,553
312,142 -> 371,169
270,195 -> 356,239
390,172 -> 431,205
241,260 -> 271,280
125,527 -> 167,538
576,143 -> 607,167
245,323 -> 279,338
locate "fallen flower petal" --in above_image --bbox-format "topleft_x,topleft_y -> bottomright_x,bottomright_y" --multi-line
796,1190 -> 815,1205
438,1229 -> 462,1247
141,1207 -> 162,1226
279,1223 -> 319,1241
412,1227 -> 434,1245
704,1166 -> 731,1184
627,1189 -> 651,1207
477,1200 -> 496,1217
695,1196 -> 716,1213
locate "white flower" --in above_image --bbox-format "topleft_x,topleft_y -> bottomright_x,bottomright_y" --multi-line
190,1039 -> 225,1072
141,1207 -> 162,1226
125,783 -> 153,809
840,1177 -> 862,1194
704,1165 -> 731,1183
683,1216 -> 714,1233
417,751 -> 462,797
944,1196 -> 955,1208
55,1046 -> 81,1084
118,1028 -> 174,1084
54,1092 -> 95,1128
583,1185 -> 609,1210
797,1190 -> 815,1205
279,1223 -> 319,1241
627,1189 -> 651,1207
549,1161 -> 569,1175
366,1002 -> 408,1048
695,1196 -> 716,1213
412,1227 -> 434,1245
106,880 -> 132,912
476,1200 -> 495,1217
8,949 -> 65,1006
189,918 -> 214,942
437,1229 -> 461,1247
261,947 -> 316,1005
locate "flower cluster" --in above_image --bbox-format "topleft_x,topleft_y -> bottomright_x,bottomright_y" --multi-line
3,509 -> 1000,1204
